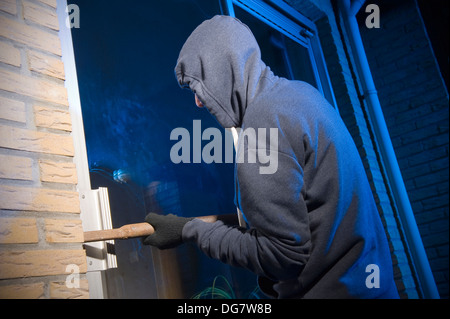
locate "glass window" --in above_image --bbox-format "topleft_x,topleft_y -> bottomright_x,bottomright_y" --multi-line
226,0 -> 337,108
69,0 -> 255,299
69,0 -> 336,299
234,5 -> 318,87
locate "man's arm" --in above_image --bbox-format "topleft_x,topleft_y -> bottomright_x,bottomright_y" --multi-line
182,151 -> 311,281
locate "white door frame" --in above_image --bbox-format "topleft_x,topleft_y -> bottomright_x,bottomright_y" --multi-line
57,0 -> 116,299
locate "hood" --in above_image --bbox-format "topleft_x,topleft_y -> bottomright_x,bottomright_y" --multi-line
175,15 -> 270,128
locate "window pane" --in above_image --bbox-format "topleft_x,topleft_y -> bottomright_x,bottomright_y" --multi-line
70,0 -> 260,299
234,5 -> 318,88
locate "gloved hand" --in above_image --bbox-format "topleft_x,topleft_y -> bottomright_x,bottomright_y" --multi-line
143,213 -> 194,249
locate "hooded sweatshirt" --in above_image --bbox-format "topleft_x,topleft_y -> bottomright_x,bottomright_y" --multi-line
175,15 -> 399,299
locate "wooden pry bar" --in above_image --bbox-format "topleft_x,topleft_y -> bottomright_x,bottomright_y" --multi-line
83,214 -> 238,243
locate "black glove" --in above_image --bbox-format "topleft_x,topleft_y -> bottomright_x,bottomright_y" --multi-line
143,213 -> 194,249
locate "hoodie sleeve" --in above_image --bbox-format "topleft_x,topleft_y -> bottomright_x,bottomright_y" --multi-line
182,150 -> 311,281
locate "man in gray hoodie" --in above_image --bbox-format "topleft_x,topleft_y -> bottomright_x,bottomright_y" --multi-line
144,15 -> 399,299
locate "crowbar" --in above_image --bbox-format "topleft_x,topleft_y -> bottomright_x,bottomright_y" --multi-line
83,214 -> 238,243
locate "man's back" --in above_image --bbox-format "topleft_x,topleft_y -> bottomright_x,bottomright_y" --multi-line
241,78 -> 399,298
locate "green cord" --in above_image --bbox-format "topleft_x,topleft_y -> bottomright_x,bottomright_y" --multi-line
192,275 -> 262,299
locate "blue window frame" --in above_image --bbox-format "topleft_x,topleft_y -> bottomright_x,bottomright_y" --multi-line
221,0 -> 337,109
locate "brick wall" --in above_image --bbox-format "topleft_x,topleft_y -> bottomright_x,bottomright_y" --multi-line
359,0 -> 449,298
0,0 -> 88,299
